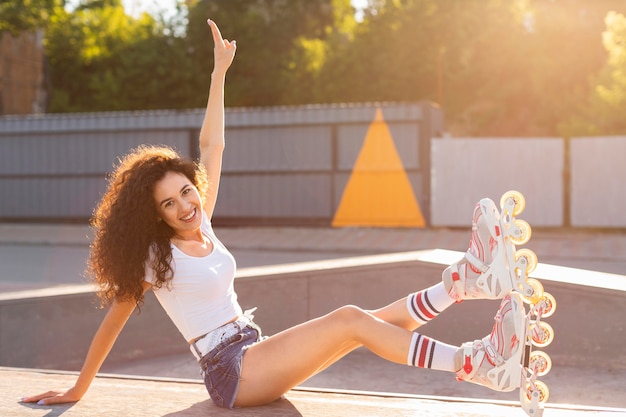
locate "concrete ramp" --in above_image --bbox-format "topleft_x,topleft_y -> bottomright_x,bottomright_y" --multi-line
4,368 -> 623,417
2,250 -> 625,415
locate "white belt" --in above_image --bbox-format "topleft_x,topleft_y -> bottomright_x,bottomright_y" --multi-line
190,308 -> 258,361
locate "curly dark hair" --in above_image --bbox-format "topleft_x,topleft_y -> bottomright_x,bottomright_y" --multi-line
87,145 -> 209,307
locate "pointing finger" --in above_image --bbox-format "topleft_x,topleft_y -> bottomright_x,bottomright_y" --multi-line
207,19 -> 224,46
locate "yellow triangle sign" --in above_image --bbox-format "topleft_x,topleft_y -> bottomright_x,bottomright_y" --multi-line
332,108 -> 425,228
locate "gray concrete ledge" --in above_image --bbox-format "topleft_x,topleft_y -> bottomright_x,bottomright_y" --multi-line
1,249 -> 625,372
4,368 -> 625,417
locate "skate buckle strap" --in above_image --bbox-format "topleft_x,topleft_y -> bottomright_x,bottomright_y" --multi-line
463,355 -> 473,374
457,341 -> 483,380
465,251 -> 489,274
482,336 -> 502,366
448,264 -> 464,303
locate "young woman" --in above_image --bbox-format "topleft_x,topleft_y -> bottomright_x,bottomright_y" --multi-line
22,19 -> 530,409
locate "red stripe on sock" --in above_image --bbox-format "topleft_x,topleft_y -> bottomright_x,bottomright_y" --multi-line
416,292 -> 436,320
418,336 -> 432,368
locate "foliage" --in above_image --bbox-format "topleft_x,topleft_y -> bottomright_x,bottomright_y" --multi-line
14,0 -> 626,135
317,0 -> 626,136
182,0 -> 356,106
0,0 -> 61,34
45,0 -> 198,111
590,11 -> 626,134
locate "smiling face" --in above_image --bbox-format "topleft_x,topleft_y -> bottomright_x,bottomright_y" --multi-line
153,171 -> 203,236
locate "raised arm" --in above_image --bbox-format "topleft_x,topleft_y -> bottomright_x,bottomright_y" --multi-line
21,282 -> 151,405
199,19 -> 236,219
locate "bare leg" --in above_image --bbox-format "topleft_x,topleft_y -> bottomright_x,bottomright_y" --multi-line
307,273 -> 458,376
370,296 -> 421,329
235,304 -> 424,407
312,297 -> 419,375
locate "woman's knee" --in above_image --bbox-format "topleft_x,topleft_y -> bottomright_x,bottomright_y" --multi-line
328,305 -> 371,330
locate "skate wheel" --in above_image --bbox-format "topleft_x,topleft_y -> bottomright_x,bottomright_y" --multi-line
522,278 -> 544,304
536,292 -> 556,318
500,190 -> 525,217
515,248 -> 538,274
531,322 -> 555,348
529,351 -> 552,376
510,219 -> 532,245
525,380 -> 550,404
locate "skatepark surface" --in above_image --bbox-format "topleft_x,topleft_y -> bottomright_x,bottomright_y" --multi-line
1,223 -> 626,416
3,367 -> 624,417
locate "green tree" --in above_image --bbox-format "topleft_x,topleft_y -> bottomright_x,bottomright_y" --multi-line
184,0 -> 356,106
431,0 -> 626,136
318,0 -> 626,137
0,0 -> 62,34
279,0 -> 358,104
590,11 -> 626,134
45,0 -> 194,112
318,1 -> 520,112
35,0 -> 626,138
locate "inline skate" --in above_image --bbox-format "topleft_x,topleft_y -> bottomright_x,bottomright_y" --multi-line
443,190 -> 544,304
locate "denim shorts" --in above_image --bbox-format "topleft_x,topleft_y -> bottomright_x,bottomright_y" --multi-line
199,325 -> 261,408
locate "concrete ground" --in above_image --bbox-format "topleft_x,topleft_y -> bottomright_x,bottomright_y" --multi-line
4,368 -> 624,417
101,343 -> 626,409
1,223 -> 626,412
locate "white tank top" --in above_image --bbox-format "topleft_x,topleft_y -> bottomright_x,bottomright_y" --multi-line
145,212 -> 243,342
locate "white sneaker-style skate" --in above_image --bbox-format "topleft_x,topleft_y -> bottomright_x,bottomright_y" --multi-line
455,292 -> 526,392
443,190 -> 543,303
456,291 -> 556,417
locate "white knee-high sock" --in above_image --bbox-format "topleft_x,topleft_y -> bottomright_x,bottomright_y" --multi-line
407,332 -> 457,372
407,282 -> 455,325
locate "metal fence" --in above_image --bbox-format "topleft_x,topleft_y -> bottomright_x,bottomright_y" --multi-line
0,102 -> 443,225
430,135 -> 626,229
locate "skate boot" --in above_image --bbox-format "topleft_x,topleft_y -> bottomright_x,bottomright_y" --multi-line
442,191 -> 543,303
456,291 -> 556,417
455,292 -> 526,392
